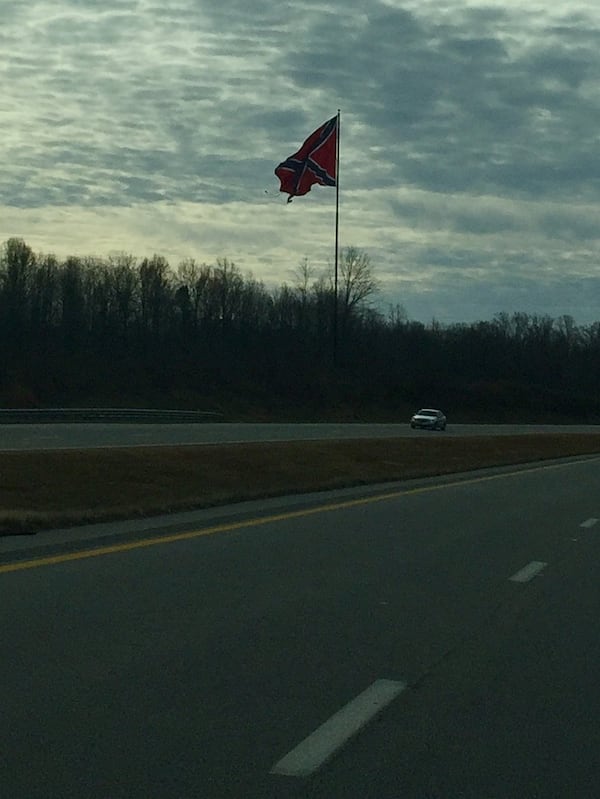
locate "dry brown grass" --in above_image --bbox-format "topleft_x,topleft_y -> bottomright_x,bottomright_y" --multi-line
2,433 -> 600,535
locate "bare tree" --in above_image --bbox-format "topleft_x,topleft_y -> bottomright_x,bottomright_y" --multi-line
337,246 -> 378,330
212,257 -> 244,330
139,254 -> 171,340
293,257 -> 314,300
31,253 -> 59,333
59,256 -> 86,347
1,238 -> 35,336
176,258 -> 213,331
108,253 -> 139,344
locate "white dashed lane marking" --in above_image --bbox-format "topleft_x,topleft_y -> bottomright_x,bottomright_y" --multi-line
270,679 -> 407,777
509,561 -> 548,583
580,518 -> 599,528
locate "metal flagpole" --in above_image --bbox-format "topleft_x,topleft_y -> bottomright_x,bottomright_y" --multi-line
333,109 -> 340,366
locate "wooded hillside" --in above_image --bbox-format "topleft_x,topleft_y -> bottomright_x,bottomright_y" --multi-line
2,238 -> 599,421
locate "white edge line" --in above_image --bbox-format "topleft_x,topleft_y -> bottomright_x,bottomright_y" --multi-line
580,518 -> 599,528
270,679 -> 407,778
509,560 -> 548,583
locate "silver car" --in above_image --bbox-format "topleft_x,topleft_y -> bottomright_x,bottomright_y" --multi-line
410,408 -> 447,430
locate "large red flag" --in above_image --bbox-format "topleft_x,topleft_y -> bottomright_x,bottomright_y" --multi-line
275,116 -> 337,202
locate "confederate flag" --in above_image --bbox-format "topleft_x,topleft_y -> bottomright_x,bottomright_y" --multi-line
275,116 -> 337,202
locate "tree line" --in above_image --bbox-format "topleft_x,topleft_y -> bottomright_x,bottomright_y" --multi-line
1,237 -> 599,421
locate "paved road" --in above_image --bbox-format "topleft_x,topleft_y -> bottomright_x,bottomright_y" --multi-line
1,421 -> 599,451
2,455 -> 600,797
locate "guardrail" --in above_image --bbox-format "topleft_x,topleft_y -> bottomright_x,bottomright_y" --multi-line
0,408 -> 224,424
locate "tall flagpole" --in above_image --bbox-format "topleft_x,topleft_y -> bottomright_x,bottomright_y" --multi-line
333,108 -> 341,366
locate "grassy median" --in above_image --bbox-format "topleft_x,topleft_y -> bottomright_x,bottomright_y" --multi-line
1,433 -> 600,536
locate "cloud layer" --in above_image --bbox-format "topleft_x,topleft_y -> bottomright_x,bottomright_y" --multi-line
2,0 -> 600,323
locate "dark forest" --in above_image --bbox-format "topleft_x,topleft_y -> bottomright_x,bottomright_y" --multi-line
1,237 -> 599,422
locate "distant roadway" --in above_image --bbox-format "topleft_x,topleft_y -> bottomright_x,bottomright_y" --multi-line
1,421 -> 599,451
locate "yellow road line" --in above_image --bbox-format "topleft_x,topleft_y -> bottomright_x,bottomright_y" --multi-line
1,455 -> 598,575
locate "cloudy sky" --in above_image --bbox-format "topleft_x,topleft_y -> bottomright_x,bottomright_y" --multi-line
3,0 -> 600,325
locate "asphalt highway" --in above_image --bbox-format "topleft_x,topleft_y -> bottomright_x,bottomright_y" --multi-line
2,455 -> 600,797
0,421 -> 599,451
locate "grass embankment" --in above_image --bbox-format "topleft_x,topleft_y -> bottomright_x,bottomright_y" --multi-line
2,434 -> 600,536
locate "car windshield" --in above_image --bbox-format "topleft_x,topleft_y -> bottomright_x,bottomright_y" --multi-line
418,409 -> 437,415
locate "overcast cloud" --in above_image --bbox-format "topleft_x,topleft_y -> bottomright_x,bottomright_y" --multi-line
2,0 -> 600,323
